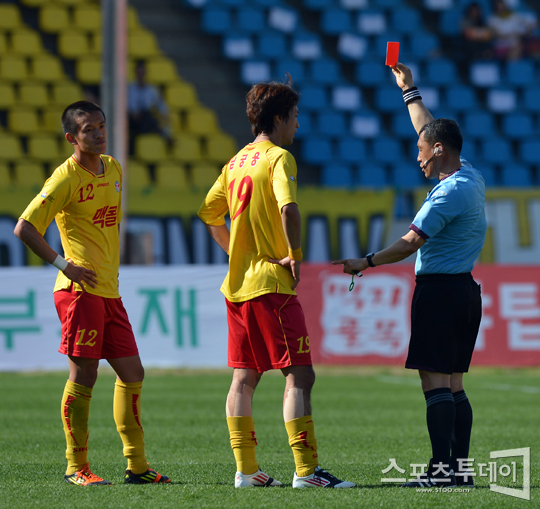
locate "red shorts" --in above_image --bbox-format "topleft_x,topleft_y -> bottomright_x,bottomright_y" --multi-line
226,293 -> 312,373
54,288 -> 139,360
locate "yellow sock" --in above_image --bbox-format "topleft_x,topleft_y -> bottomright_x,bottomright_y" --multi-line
227,416 -> 259,475
113,380 -> 147,474
61,380 -> 92,475
285,415 -> 319,477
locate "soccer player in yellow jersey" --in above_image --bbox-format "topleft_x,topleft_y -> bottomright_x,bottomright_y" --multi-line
198,79 -> 355,489
14,101 -> 170,486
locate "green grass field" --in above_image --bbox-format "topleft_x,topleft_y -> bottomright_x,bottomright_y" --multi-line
1,367 -> 537,508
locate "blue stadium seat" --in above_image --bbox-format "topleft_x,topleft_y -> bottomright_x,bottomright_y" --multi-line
357,10 -> 388,35
302,136 -> 333,163
275,59 -> 306,82
520,139 -> 540,164
372,136 -> 404,163
321,163 -> 354,187
292,33 -> 322,60
439,10 -> 461,36
391,112 -> 417,139
316,110 -> 347,137
357,162 -> 387,188
337,33 -> 369,61
480,137 -> 512,164
223,34 -> 253,59
392,163 -> 424,188
321,7 -> 353,34
487,88 -> 517,113
337,137 -> 367,163
501,163 -> 533,187
304,0 -> 333,9
372,0 -> 401,8
470,61 -> 500,87
351,111 -> 381,138
375,85 -> 405,112
409,32 -> 440,60
461,139 -> 478,161
218,0 -> 246,6
253,0 -> 281,6
241,60 -> 271,84
391,7 -> 421,33
299,84 -> 327,111
505,59 -> 536,87
236,6 -> 265,33
202,7 -> 232,34
445,85 -> 478,111
355,60 -> 387,85
502,112 -> 534,139
332,85 -> 361,110
295,112 -> 313,139
463,111 -> 496,139
309,58 -> 341,84
257,31 -> 287,59
425,58 -> 459,85
475,162 -> 497,186
523,86 -> 540,112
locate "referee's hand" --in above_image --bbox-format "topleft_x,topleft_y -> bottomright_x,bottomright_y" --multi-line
332,258 -> 367,275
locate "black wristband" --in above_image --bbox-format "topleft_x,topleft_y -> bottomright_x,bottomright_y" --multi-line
366,252 -> 376,268
402,86 -> 422,105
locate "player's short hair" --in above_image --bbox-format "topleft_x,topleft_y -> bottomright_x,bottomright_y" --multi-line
246,75 -> 299,136
419,118 -> 463,154
62,101 -> 106,136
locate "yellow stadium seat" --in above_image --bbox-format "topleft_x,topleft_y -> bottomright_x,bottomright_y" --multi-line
0,133 -> 24,162
205,133 -> 237,163
13,161 -> 47,190
90,33 -> 101,55
20,0 -> 49,6
169,111 -> 183,135
171,134 -> 203,163
73,5 -> 101,32
155,161 -> 188,190
0,4 -> 22,31
76,56 -> 101,85
191,162 -> 220,189
146,57 -> 178,85
165,82 -> 198,111
59,138 -> 74,159
39,4 -> 70,34
11,28 -> 44,56
42,106 -> 65,134
128,7 -> 141,30
126,159 -> 153,192
0,162 -> 12,187
51,81 -> 84,107
18,81 -> 50,108
186,107 -> 218,135
27,134 -> 61,162
0,54 -> 29,82
58,31 -> 92,59
55,0 -> 86,5
30,54 -> 65,82
8,108 -> 40,135
129,29 -> 160,59
134,134 -> 169,163
0,32 -> 7,54
0,82 -> 16,109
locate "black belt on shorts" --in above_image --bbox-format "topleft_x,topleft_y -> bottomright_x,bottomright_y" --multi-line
416,272 -> 473,283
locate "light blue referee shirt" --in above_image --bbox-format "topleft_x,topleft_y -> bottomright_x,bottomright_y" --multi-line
410,161 -> 487,275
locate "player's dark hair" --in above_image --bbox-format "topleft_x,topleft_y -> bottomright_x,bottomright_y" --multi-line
62,101 -> 106,135
419,118 -> 463,154
246,75 -> 299,136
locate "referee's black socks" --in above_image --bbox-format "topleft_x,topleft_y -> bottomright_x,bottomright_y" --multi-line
451,390 -> 473,471
424,388 -> 455,471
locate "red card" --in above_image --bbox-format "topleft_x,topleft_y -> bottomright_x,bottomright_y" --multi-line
385,41 -> 399,66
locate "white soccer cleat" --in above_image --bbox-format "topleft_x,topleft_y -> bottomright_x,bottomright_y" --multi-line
235,469 -> 283,488
293,466 -> 355,488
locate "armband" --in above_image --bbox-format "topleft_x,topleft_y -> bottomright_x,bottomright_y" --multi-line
402,86 -> 422,106
288,248 -> 303,261
52,254 -> 68,271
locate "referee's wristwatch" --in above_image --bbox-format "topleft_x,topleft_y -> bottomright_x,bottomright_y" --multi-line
366,252 -> 376,268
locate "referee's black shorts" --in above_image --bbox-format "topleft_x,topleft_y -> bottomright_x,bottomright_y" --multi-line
405,272 -> 482,374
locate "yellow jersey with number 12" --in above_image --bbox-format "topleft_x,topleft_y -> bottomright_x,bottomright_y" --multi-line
198,140 -> 298,303
20,155 -> 123,298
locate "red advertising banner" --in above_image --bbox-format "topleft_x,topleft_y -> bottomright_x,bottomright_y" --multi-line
297,264 -> 540,367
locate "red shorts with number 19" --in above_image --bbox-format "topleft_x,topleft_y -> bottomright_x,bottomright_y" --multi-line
54,288 -> 139,359
226,293 -> 312,373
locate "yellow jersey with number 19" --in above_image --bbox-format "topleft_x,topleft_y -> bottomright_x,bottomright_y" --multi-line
20,155 -> 123,298
198,140 -> 298,303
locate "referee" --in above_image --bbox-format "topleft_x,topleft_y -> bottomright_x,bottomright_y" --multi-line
333,62 -> 487,488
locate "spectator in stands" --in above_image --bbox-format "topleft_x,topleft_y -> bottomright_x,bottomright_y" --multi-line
487,0 -> 537,60
128,60 -> 172,153
461,2 -> 493,60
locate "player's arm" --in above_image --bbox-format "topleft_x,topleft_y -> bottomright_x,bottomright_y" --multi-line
391,62 -> 434,134
204,223 -> 230,254
332,230 -> 425,274
14,219 -> 97,290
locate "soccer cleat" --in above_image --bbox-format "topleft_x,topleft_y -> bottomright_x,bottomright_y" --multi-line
124,466 -> 171,484
235,469 -> 283,488
293,466 -> 355,488
400,459 -> 456,488
64,464 -> 112,486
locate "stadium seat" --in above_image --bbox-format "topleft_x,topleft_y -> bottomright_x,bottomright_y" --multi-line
419,87 -> 441,110
241,60 -> 271,84
351,112 -> 381,138
186,107 -> 218,135
236,6 -> 265,33
0,54 -> 29,82
0,133 -> 24,162
13,161 -> 47,190
487,88 -> 517,113
375,86 -> 405,112
475,162 -> 497,186
470,61 -> 500,87
460,139 -> 478,161
268,6 -> 298,33
223,34 -> 254,60
373,0 -> 401,8
391,7 -> 421,33
58,31 -> 92,59
372,136 -> 404,163
523,86 -> 540,112
27,134 -> 61,162
0,32 -> 6,54
30,55 -> 65,82
76,56 -> 101,85
171,134 -> 203,163
304,0 -> 333,9
135,134 -> 170,164
55,0 -> 85,6
51,82 -> 85,107
146,57 -> 178,84
129,29 -> 160,58
357,10 -> 387,34
73,5 -> 102,32
155,161 -> 188,190
332,85 -> 361,110
257,31 -> 287,59
425,58 -> 459,86
292,33 -> 322,60
39,4 -> 70,33
165,82 -> 198,110
309,58 -> 341,84
275,59 -> 306,82
321,163 -> 354,187
42,106 -> 65,134
392,163 -> 423,188
391,112 -> 417,139
355,60 -> 387,85
0,162 -> 11,187
357,162 -> 387,188
520,139 -> 540,164
463,111 -> 496,139
299,85 -> 327,111
445,85 -> 478,111
504,59 -> 535,87
439,10 -> 462,36
480,137 -> 512,164
0,82 -> 16,109
321,8 -> 353,34
8,108 -> 40,135
205,133 -> 237,163
127,159 -> 153,192
191,162 -> 220,189
11,29 -> 44,56
295,112 -> 313,139
337,33 -> 369,61
502,112 -> 534,139
316,110 -> 347,137
409,32 -> 440,60
500,163 -> 533,187
301,136 -> 333,163
18,81 -> 49,108
0,4 -> 22,30
202,7 -> 232,34
337,137 -> 367,163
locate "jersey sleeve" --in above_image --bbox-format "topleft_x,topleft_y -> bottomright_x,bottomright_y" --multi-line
197,171 -> 228,226
19,170 -> 76,236
411,184 -> 462,240
269,149 -> 297,211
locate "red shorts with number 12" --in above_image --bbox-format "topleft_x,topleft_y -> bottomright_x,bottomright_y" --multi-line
54,287 -> 139,359
226,293 -> 312,373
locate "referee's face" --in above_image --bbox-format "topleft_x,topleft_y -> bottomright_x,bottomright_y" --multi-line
417,132 -> 436,179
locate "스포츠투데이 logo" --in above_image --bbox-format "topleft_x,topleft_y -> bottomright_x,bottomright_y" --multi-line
115,181 -> 120,192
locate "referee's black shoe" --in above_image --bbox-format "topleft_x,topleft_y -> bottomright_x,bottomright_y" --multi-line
400,459 -> 456,488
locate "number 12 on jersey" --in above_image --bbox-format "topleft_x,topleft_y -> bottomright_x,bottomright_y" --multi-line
228,176 -> 253,220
